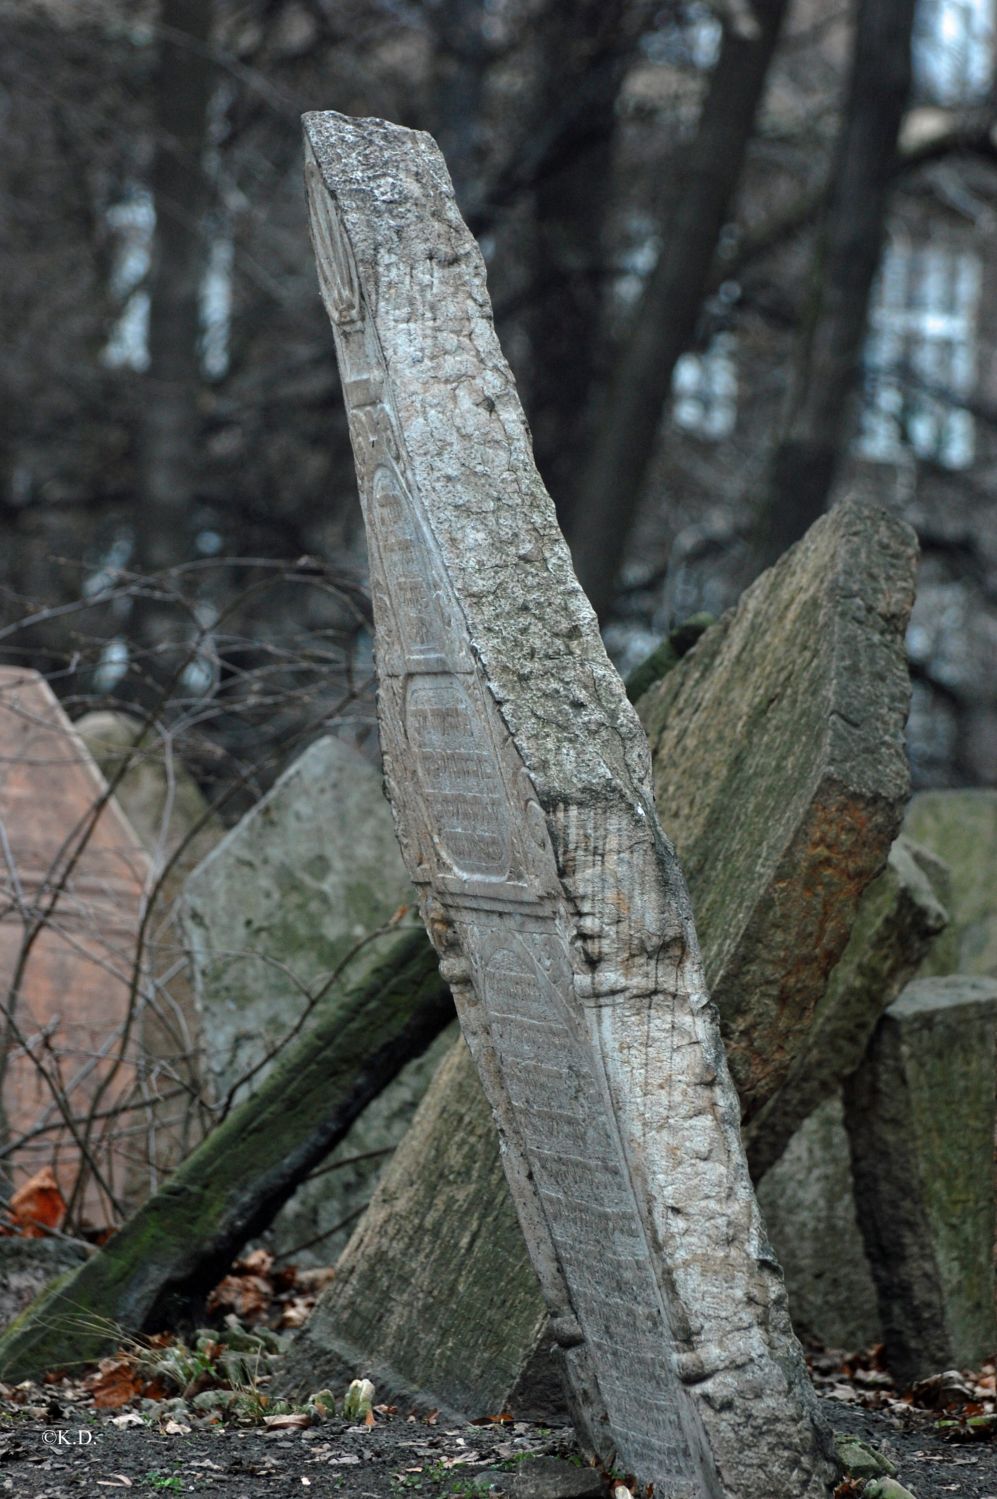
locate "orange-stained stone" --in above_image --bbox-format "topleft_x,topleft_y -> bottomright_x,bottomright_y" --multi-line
0,668 -> 150,1229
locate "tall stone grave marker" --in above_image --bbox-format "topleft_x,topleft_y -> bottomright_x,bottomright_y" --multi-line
302,112 -> 835,1499
0,670 -> 150,1224
182,734 -> 451,1259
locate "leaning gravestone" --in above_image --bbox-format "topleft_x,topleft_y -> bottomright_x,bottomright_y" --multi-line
845,975 -> 997,1383
287,498 -> 917,1412
0,670 -> 150,1226
638,503 -> 915,1126
298,111 -> 837,1499
182,734 -> 453,1260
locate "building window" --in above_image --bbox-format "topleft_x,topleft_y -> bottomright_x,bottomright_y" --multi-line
642,2 -> 722,70
102,186 -> 155,373
672,333 -> 738,440
101,190 -> 234,381
858,241 -> 981,471
914,0 -> 995,105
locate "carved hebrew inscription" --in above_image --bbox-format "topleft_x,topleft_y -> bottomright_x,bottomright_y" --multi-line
405,677 -> 512,881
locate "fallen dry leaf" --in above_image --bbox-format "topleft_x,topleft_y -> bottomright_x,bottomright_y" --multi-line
87,1358 -> 146,1410
206,1272 -> 272,1322
9,1167 -> 66,1237
264,1412 -> 312,1430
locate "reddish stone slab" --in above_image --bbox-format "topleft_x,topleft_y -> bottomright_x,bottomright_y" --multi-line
0,669 -> 150,1227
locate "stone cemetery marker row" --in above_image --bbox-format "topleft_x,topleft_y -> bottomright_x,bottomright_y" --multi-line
302,111 -> 836,1499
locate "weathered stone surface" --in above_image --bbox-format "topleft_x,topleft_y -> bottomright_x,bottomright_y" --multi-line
746,835 -> 948,1179
902,789 -> 997,979
182,734 -> 450,1260
0,1238 -> 87,1331
749,836 -> 947,1352
76,711 -> 226,1189
638,500 -> 916,1122
756,1093 -> 882,1350
844,975 -> 997,1383
290,498 -> 916,1421
300,111 -> 835,1499
0,669 -> 150,1225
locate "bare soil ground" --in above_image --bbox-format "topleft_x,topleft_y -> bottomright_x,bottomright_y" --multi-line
1,1387 -> 995,1499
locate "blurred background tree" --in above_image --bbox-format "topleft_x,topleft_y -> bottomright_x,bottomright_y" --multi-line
1,0 -> 995,789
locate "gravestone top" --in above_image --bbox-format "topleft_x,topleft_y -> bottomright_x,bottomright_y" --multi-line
887,971 -> 996,1022
903,789 -> 997,979
304,110 -> 835,1499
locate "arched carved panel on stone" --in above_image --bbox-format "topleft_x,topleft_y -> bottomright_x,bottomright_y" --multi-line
404,673 -> 513,883
305,152 -> 362,330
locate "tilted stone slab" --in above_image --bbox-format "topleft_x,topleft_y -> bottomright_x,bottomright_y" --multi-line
298,111 -> 835,1499
287,499 -> 916,1420
902,789 -> 997,979
181,735 -> 452,1261
844,975 -> 997,1383
745,835 -> 948,1179
0,669 -> 150,1225
638,500 -> 915,1124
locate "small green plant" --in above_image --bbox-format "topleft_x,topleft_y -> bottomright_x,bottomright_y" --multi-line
145,1476 -> 184,1492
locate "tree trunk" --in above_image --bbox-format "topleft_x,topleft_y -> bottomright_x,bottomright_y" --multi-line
750,0 -> 918,572
130,0 -> 215,683
431,0 -> 490,207
569,0 -> 790,621
525,0 -> 631,533
0,929 -> 452,1380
